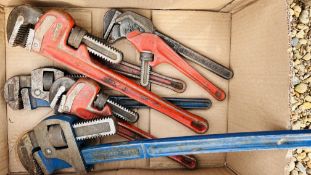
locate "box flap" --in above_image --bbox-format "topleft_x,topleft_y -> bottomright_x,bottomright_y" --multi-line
0,6 -> 8,175
221,0 -> 258,13
0,0 -> 231,11
227,0 -> 290,174
91,167 -> 236,175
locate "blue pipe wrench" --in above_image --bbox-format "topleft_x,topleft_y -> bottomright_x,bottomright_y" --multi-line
18,114 -> 311,174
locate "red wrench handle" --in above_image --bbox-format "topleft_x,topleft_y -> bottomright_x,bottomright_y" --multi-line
34,10 -> 208,133
127,31 -> 226,101
117,121 -> 197,169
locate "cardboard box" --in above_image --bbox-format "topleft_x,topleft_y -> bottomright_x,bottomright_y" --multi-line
0,0 -> 291,174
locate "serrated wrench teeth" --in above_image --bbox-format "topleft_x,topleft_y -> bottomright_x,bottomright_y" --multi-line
68,26 -> 123,64
73,117 -> 116,141
83,34 -> 123,64
107,99 -> 139,123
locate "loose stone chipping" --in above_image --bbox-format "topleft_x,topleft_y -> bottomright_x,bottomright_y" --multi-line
288,0 -> 311,174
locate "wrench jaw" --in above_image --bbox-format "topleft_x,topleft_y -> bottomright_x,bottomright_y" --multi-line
21,115 -> 89,174
7,5 -> 42,48
4,68 -> 66,111
17,131 -> 44,175
103,9 -> 154,44
17,131 -> 73,175
31,68 -> 65,103
4,76 -> 30,110
17,115 -> 118,174
103,9 -> 122,43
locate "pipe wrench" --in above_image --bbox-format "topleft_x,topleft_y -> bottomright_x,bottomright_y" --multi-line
127,31 -> 226,101
4,67 -> 64,110
7,5 -> 208,133
103,9 -> 234,80
18,115 -> 311,174
4,75 -> 210,111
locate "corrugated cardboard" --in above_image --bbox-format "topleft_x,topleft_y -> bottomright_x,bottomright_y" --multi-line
227,0 -> 290,174
0,0 -> 291,174
220,0 -> 258,13
149,10 -> 230,168
0,0 -> 231,10
0,6 -> 8,175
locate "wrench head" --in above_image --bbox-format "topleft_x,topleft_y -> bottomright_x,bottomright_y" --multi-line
103,10 -> 154,44
49,77 -> 76,112
4,75 -> 31,110
17,115 -> 89,174
7,5 -> 42,48
17,131 -> 44,175
31,67 -> 65,103
103,9 -> 122,41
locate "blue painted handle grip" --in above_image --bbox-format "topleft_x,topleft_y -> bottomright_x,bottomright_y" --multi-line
82,130 -> 311,165
28,95 -> 211,109
108,96 -> 212,109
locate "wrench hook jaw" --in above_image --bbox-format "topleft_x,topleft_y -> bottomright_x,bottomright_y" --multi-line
7,5 -> 42,48
17,132 -> 75,175
17,132 -> 43,175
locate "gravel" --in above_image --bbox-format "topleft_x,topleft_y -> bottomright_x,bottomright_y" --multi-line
288,0 -> 311,174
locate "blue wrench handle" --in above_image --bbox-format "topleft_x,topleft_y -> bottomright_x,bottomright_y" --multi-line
28,95 -> 211,110
34,129 -> 311,174
81,130 -> 311,165
108,96 -> 212,109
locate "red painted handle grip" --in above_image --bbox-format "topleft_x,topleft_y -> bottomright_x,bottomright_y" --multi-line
35,10 -> 208,133
127,31 -> 226,101
117,121 -> 197,169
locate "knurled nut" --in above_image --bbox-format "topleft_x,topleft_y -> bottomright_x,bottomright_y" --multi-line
68,26 -> 87,49
140,51 -> 154,61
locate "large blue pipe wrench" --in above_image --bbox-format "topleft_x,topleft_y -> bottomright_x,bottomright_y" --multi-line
18,114 -> 311,174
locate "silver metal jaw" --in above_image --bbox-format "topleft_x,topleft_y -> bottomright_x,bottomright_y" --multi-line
7,5 -> 42,48
31,68 -> 65,103
68,26 -> 123,64
106,98 -> 139,123
73,117 -> 116,140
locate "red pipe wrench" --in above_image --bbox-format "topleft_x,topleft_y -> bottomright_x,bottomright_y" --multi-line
126,31 -> 226,101
31,10 -> 208,133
